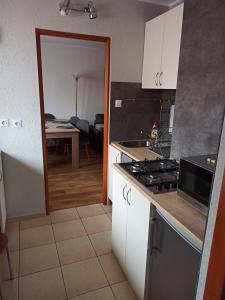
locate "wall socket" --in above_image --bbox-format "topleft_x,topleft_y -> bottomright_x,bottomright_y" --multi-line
115,99 -> 122,108
12,120 -> 23,128
0,119 -> 9,127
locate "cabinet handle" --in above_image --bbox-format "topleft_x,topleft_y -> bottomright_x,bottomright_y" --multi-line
122,184 -> 127,201
0,171 -> 2,182
115,153 -> 119,163
159,72 -> 163,86
155,72 -> 159,87
126,188 -> 131,205
150,217 -> 159,255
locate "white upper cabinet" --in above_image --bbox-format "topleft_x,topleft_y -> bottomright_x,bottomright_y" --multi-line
142,13 -> 165,89
161,4 -> 184,89
142,3 -> 184,89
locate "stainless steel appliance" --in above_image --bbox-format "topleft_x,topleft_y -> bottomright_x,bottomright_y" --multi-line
119,159 -> 179,194
144,206 -> 201,300
178,154 -> 216,215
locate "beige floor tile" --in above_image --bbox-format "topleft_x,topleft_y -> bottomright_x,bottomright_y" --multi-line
77,204 -> 105,218
20,244 -> 60,276
101,204 -> 112,214
71,287 -> 115,300
6,221 -> 19,233
89,231 -> 112,256
7,231 -> 19,251
0,250 -> 19,280
19,267 -> 66,300
50,208 -> 79,224
53,219 -> 86,242
20,216 -> 51,230
1,278 -> 18,300
20,225 -> 54,249
82,215 -> 111,235
57,236 -> 96,265
62,257 -> 108,298
111,281 -> 137,300
99,253 -> 126,285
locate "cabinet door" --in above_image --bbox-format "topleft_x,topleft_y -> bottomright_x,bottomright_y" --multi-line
111,169 -> 128,268
125,185 -> 151,300
142,14 -> 165,89
108,145 -> 121,201
160,3 -> 184,89
0,153 -> 7,232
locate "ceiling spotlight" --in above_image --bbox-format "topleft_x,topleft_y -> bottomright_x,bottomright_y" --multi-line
59,0 -> 98,19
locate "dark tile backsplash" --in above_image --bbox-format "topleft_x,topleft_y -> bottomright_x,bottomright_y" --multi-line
171,0 -> 225,159
109,82 -> 176,142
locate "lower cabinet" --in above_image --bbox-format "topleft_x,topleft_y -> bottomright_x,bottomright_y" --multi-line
112,168 -> 151,300
108,145 -> 122,202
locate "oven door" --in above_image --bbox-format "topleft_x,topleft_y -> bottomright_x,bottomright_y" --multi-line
178,159 -> 213,212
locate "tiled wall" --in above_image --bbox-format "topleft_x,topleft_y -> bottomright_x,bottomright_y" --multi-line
109,82 -> 176,142
171,0 -> 225,159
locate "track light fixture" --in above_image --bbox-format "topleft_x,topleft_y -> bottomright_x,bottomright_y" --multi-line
59,0 -> 98,19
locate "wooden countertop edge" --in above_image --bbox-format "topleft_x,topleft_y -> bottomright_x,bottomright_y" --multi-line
111,142 -> 160,161
113,164 -> 206,250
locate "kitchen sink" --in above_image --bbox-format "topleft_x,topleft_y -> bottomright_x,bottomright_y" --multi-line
119,140 -> 151,148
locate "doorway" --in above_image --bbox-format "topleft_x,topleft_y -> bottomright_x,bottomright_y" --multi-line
35,28 -> 111,214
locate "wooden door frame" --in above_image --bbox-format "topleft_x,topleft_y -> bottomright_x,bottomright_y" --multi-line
35,28 -> 111,214
203,168 -> 225,300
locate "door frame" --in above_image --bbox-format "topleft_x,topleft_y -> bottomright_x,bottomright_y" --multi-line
203,169 -> 225,300
35,28 -> 111,214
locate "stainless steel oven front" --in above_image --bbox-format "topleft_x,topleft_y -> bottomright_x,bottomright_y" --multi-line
178,154 -> 216,216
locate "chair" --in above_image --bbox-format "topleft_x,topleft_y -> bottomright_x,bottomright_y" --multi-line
45,113 -> 56,121
70,116 -> 80,127
76,119 -> 90,160
0,232 -> 13,300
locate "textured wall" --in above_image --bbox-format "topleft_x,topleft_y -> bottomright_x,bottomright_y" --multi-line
0,0 -> 165,217
110,82 -> 175,141
42,41 -> 104,124
171,0 -> 225,159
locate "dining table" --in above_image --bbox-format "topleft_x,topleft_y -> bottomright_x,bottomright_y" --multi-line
45,120 -> 80,169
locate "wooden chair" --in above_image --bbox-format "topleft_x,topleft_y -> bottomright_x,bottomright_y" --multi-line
0,232 -> 13,300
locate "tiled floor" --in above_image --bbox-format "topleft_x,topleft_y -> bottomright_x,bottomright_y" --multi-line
0,204 -> 137,300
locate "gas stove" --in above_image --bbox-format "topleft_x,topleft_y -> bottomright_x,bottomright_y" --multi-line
119,159 -> 179,194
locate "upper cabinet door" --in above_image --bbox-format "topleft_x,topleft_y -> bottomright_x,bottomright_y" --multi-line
142,14 -> 165,89
160,3 -> 184,89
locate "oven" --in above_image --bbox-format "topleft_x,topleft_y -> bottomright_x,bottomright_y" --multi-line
178,154 -> 216,215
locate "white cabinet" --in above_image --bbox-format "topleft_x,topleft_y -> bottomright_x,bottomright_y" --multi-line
142,3 -> 184,89
0,152 -> 7,232
112,168 -> 151,300
108,145 -> 122,202
142,13 -> 165,89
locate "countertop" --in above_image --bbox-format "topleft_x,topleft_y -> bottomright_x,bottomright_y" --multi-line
111,142 -> 160,161
113,164 -> 207,250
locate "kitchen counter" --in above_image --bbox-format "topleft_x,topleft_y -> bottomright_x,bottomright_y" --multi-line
113,164 -> 207,250
111,142 -> 160,161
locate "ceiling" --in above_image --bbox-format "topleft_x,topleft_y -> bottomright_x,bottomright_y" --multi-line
41,36 -> 104,49
137,0 -> 183,8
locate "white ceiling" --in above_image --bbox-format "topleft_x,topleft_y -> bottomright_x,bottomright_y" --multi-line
41,36 -> 104,49
137,0 -> 183,8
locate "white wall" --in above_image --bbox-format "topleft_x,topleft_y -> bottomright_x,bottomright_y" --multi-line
196,115 -> 225,299
41,41 -> 105,124
0,0 -> 165,217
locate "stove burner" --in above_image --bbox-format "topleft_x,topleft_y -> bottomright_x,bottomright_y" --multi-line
119,159 -> 179,194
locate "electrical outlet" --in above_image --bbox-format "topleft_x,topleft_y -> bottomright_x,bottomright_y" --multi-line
12,120 -> 22,128
115,99 -> 122,108
0,119 -> 9,127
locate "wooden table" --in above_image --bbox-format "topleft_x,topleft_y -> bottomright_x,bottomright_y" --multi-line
45,121 -> 80,169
